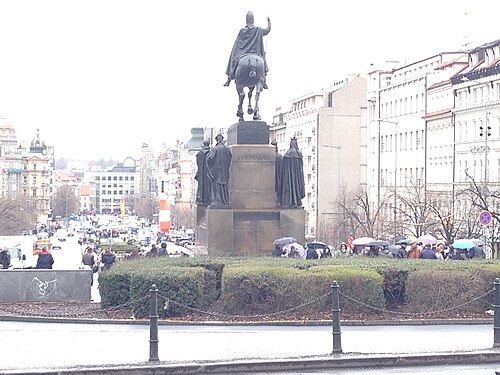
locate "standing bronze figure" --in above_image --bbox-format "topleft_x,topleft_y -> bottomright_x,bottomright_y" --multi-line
206,134 -> 232,207
195,140 -> 211,206
271,139 -> 283,206
279,137 -> 305,208
224,11 -> 271,121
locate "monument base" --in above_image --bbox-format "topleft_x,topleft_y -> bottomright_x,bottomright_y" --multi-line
227,120 -> 269,145
196,206 -> 305,256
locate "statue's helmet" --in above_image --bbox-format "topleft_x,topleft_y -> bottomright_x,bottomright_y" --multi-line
246,11 -> 254,25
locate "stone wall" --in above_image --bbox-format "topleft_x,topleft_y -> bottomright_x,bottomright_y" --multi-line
0,269 -> 92,302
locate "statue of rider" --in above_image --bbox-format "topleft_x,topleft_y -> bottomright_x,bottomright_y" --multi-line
224,11 -> 271,89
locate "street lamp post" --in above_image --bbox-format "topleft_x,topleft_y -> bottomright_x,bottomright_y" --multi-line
377,119 -> 399,243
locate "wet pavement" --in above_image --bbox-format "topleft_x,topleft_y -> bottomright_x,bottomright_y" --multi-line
0,321 -> 494,371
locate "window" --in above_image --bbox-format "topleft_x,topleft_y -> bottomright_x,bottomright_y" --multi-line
33,177 -> 36,185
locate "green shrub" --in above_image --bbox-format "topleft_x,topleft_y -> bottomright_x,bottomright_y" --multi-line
220,263 -> 384,316
128,266 -> 217,318
307,265 -> 385,314
405,269 -> 492,315
98,269 -> 132,309
221,265 -> 298,315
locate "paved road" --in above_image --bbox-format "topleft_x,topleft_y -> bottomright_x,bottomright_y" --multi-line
0,321 -> 494,371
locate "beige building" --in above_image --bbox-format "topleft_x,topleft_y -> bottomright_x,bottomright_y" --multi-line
271,75 -> 367,243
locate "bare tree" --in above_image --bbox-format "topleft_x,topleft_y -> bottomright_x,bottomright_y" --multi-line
0,198 -> 37,235
124,195 -> 158,223
337,189 -> 390,240
394,181 -> 436,239
460,170 -> 500,258
52,185 -> 80,218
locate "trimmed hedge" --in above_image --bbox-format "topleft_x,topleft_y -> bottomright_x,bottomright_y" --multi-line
98,256 -> 500,318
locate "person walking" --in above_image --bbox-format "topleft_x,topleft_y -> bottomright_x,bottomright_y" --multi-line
101,248 -> 116,270
419,244 -> 437,259
0,248 -> 11,269
36,247 -> 54,269
82,246 -> 96,285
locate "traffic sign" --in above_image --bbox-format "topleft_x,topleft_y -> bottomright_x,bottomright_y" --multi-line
479,210 -> 492,226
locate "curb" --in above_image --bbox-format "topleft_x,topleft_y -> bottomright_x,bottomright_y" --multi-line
3,350 -> 500,374
0,314 -> 494,326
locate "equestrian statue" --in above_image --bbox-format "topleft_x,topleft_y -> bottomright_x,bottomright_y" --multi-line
224,11 -> 271,121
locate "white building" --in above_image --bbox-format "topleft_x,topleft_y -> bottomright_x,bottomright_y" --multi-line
367,52 -> 467,240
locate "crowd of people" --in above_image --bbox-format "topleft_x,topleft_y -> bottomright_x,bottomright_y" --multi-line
341,240 -> 486,260
271,239 -> 487,260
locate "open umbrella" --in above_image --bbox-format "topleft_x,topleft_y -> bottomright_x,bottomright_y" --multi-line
307,241 -> 328,250
368,240 -> 390,247
352,237 -> 376,246
452,239 -> 476,249
470,238 -> 485,247
397,238 -> 411,245
417,234 -> 438,245
388,245 -> 401,257
273,237 -> 297,246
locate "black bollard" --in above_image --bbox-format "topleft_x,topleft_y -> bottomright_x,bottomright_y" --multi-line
149,284 -> 159,361
331,281 -> 342,354
494,278 -> 500,348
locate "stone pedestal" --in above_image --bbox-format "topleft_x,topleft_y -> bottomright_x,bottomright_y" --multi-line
227,120 -> 269,145
196,120 -> 305,256
197,207 -> 305,256
229,145 -> 276,210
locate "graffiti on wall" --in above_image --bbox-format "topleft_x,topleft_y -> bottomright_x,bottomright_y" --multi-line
32,277 -> 57,298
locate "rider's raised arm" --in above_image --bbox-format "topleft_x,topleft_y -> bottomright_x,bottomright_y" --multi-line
264,16 -> 271,35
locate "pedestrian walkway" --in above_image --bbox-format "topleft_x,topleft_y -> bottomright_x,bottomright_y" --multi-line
1,321 -> 497,373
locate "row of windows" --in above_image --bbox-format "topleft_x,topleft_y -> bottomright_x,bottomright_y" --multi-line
97,190 -> 134,196
379,167 -> 424,186
456,117 -> 500,141
99,183 -> 135,188
95,176 -> 134,181
380,92 -> 425,118
456,84 -> 500,107
380,130 -> 425,152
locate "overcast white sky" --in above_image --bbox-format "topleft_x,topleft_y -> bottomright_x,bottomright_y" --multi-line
0,0 -> 499,160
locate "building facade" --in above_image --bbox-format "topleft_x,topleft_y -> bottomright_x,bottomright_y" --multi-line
271,75 -> 367,242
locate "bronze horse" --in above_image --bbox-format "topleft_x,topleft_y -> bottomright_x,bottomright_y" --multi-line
234,53 -> 265,121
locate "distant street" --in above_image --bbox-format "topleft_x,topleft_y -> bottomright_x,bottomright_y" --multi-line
0,321 -> 493,371
50,235 -> 83,270
49,235 -> 101,301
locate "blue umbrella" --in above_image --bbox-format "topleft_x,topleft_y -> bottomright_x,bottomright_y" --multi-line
452,239 -> 475,249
